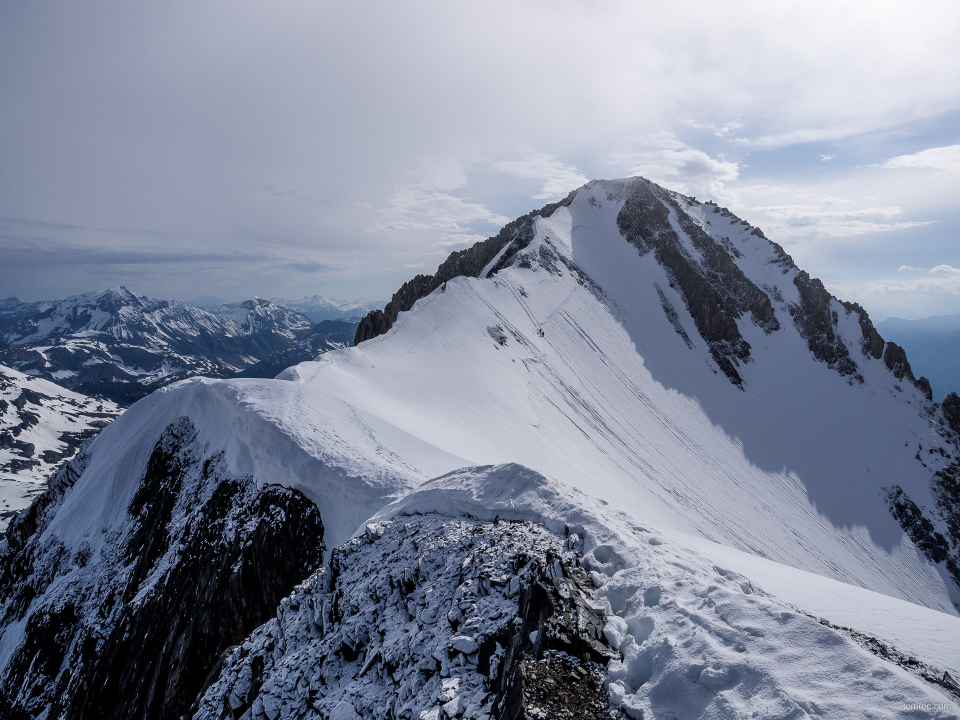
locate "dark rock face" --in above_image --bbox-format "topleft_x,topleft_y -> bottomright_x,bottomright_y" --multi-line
886,463 -> 960,596
884,485 -> 949,564
0,418 -> 324,720
883,341 -> 914,381
789,272 -> 861,381
841,300 -> 885,360
354,195 -> 576,345
931,463 -> 960,588
616,179 -> 778,386
491,551 -> 614,719
943,393 -> 960,436
504,653 -> 610,720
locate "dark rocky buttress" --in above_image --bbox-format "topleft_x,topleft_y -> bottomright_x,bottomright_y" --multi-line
615,178 -> 778,386
0,417 -> 325,720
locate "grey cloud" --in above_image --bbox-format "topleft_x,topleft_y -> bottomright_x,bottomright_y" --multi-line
2,1 -> 960,314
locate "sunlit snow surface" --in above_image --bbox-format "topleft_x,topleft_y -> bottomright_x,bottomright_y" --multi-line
33,180 -> 960,712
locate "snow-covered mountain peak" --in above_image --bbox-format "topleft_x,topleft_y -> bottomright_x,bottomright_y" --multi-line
4,176 -> 960,717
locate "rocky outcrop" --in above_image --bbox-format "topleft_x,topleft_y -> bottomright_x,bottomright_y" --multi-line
884,485 -> 949,565
617,179 -> 779,386
355,195 -> 576,345
931,463 -> 960,588
841,300 -> 885,360
194,514 -> 615,720
886,461 -> 960,593
942,393 -> 960,436
789,272 -> 861,380
0,418 -> 324,720
880,339 -> 933,399
883,341 -> 914,381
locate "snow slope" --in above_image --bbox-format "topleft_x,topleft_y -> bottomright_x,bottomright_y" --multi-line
42,180 -> 960,607
6,178 -> 960,715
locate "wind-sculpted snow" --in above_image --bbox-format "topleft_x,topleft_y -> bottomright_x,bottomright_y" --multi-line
196,465 -> 958,719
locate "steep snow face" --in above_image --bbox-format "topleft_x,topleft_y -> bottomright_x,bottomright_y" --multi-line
0,364 -> 119,530
0,288 -> 315,402
39,179 -> 960,614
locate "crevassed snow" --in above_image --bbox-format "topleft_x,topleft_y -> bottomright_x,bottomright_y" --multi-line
33,179 -> 960,707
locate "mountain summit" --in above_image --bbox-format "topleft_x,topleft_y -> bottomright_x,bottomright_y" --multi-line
2,178 -> 959,718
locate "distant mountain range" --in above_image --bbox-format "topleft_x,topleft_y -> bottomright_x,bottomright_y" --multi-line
188,294 -> 384,323
877,313 -> 960,401
0,288 -> 368,405
266,295 -> 385,323
234,319 -> 356,379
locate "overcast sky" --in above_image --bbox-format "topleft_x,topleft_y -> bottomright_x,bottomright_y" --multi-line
1,0 -> 959,320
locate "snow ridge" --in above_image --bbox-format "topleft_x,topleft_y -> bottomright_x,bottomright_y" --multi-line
3,177 -> 960,717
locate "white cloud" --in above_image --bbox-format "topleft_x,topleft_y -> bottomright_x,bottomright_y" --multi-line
492,151 -> 588,200
733,184 -> 936,242
375,159 -> 511,249
609,133 -> 740,199
882,144 -> 960,174
377,149 -> 588,252
931,264 -> 960,276
820,155 -> 836,162
681,119 -> 745,138
3,0 -> 960,302
834,265 -> 960,298
899,265 -> 920,271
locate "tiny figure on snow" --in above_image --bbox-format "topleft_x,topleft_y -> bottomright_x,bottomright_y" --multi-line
538,327 -> 545,337
441,282 -> 446,293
